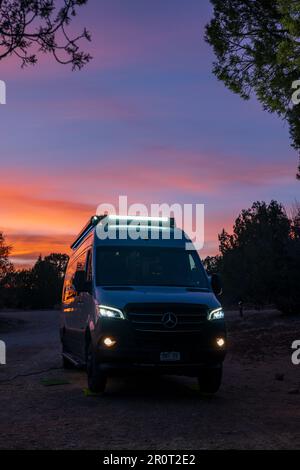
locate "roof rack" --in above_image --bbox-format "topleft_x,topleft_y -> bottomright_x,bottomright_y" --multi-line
70,215 -> 104,250
70,214 -> 176,250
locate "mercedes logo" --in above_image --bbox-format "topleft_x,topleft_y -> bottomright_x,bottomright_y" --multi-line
162,312 -> 178,329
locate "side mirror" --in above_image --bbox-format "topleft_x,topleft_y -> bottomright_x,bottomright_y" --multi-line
73,271 -> 91,294
211,273 -> 222,296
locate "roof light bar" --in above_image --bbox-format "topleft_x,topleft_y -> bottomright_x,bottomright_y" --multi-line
106,215 -> 175,229
108,224 -> 170,230
108,215 -> 169,222
70,214 -> 176,250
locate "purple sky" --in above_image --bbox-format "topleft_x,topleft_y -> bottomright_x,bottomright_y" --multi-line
0,0 -> 298,267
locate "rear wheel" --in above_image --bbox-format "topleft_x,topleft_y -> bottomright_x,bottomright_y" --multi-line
86,343 -> 107,393
197,365 -> 222,394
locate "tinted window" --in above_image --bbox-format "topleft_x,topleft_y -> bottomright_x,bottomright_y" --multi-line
63,250 -> 88,302
96,246 -> 208,288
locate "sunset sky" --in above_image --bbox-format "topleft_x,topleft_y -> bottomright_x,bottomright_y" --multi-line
0,0 -> 299,269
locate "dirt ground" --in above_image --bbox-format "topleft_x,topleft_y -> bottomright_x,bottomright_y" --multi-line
0,308 -> 299,450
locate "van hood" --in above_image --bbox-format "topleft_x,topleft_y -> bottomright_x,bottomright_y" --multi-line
95,286 -> 220,311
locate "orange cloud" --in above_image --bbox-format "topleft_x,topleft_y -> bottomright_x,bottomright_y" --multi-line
8,233 -> 73,269
0,148 -> 294,267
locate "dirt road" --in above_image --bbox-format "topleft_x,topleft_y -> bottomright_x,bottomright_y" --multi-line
0,309 -> 299,449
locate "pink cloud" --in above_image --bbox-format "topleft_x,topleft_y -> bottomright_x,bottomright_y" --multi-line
0,142 -> 295,267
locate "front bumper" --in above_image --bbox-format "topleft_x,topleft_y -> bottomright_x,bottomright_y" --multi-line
92,318 -> 226,376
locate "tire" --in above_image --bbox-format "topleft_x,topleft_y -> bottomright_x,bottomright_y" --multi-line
86,343 -> 107,393
197,365 -> 222,394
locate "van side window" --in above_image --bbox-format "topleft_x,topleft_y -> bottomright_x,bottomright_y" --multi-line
86,249 -> 92,282
71,251 -> 87,293
63,250 -> 89,303
63,262 -> 76,303
189,254 -> 196,271
75,257 -> 85,273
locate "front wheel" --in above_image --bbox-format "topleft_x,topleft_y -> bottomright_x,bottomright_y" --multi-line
197,365 -> 222,394
86,343 -> 107,393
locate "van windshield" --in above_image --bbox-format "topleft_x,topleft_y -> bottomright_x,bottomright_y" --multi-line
96,246 -> 209,288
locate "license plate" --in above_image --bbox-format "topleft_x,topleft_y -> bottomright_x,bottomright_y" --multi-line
160,352 -> 181,362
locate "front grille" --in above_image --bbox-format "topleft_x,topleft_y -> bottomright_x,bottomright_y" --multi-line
125,303 -> 208,332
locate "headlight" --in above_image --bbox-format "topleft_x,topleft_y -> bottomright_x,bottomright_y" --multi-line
97,305 -> 125,319
208,307 -> 224,321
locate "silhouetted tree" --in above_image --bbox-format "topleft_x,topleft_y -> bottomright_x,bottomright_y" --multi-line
29,253 -> 69,308
2,268 -> 34,308
206,0 -> 300,178
276,202 -> 300,313
291,201 -> 300,238
44,253 -> 69,279
1,252 -> 69,309
0,0 -> 91,69
216,200 -> 300,313
202,255 -> 222,275
0,232 -> 13,282
0,232 -> 14,308
219,201 -> 291,305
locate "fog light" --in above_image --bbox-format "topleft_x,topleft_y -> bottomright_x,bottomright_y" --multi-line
216,337 -> 225,347
103,337 -> 116,348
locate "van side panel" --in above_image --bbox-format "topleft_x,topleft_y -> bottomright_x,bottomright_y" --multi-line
61,233 -> 94,361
